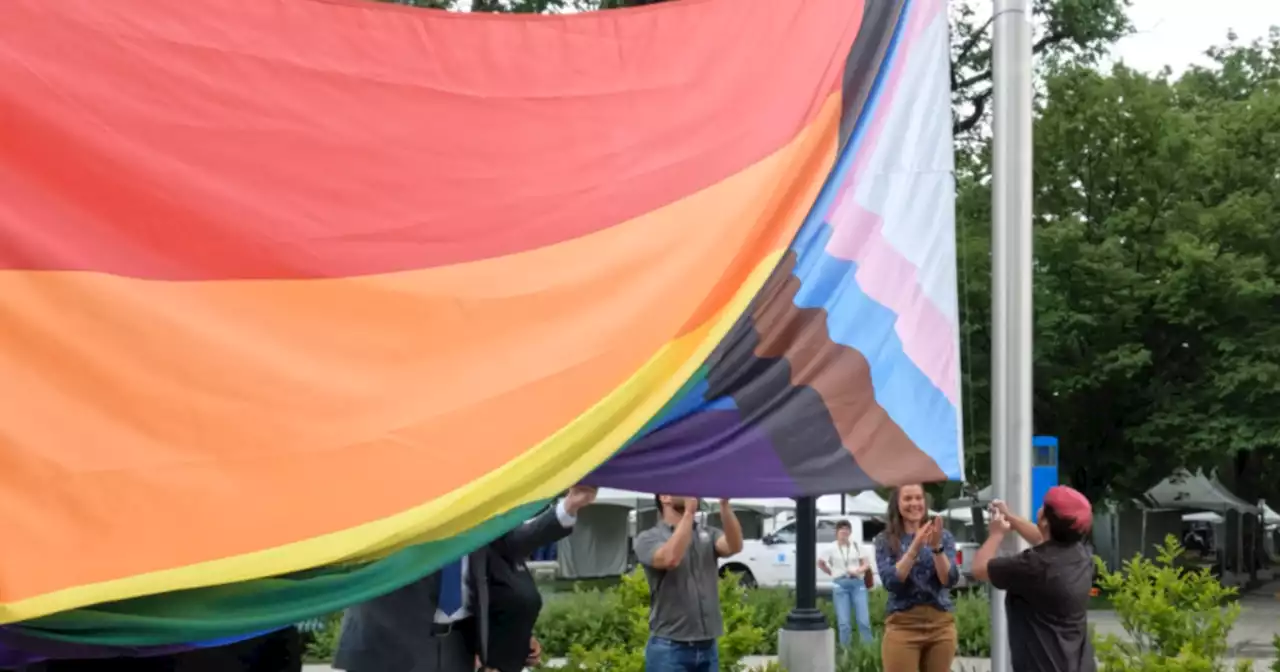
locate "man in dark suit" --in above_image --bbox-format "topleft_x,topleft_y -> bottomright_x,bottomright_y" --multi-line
333,485 -> 597,672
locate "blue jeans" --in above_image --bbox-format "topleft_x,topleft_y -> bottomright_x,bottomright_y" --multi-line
832,577 -> 873,646
644,636 -> 719,672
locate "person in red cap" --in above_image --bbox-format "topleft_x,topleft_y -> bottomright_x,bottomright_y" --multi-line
972,486 -> 1097,672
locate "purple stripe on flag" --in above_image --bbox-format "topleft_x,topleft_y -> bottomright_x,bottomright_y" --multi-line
589,409 -> 798,497
0,627 -> 199,666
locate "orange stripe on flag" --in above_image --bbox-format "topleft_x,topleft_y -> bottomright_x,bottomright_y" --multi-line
0,94 -> 839,607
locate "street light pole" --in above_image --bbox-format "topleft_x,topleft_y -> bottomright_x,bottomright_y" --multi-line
989,0 -> 1034,670
778,495 -> 833,672
785,496 -> 826,631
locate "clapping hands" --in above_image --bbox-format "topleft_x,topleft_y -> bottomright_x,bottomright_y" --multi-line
909,516 -> 946,554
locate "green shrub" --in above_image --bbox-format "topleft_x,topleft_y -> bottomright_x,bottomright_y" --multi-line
309,576 -> 991,664
716,572 -> 767,669
1272,634 -> 1280,672
1092,535 -> 1250,672
739,587 -> 841,653
834,640 -> 883,672
698,584 -> 984,658
953,589 -> 991,657
741,586 -> 795,653
301,612 -> 343,663
558,570 -> 649,672
535,586 -> 633,656
556,569 -> 764,672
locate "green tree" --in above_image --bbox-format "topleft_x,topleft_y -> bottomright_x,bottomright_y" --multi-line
958,29 -> 1280,500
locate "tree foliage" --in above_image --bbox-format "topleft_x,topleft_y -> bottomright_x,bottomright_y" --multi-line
949,0 -> 1130,138
959,29 -> 1280,500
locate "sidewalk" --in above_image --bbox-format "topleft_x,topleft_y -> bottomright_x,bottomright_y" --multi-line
304,656 -> 1276,671
301,657 -> 994,671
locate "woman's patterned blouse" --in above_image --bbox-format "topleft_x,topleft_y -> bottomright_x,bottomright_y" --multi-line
874,528 -> 960,615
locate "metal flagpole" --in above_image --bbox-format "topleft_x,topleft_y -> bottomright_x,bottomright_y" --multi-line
989,0 -> 1034,670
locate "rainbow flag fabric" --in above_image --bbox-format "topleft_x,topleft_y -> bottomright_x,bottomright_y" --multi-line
0,0 -> 960,661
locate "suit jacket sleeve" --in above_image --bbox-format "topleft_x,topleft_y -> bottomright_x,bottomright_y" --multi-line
490,504 -> 574,562
474,506 -> 572,666
334,572 -> 442,670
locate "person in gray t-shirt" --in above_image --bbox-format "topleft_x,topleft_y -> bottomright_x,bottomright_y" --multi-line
633,495 -> 744,672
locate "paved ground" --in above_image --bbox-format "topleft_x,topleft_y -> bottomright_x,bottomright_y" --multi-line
303,657 -> 997,671
1086,579 -> 1280,659
305,658 -> 1273,672
305,582 -> 1280,671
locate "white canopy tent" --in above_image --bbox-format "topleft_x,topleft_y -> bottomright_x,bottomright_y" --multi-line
1260,501 -> 1280,527
594,487 -> 649,508
554,487 -> 645,578
1146,470 -> 1262,586
619,492 -> 796,514
816,491 -> 890,516
621,492 -> 798,541
731,498 -> 799,515
1145,470 -> 1258,514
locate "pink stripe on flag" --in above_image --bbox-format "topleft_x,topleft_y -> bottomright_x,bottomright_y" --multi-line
829,193 -> 958,403
824,0 -> 956,401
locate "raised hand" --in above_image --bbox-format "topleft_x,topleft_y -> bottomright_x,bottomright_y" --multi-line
929,515 -> 945,547
989,511 -> 1012,535
909,520 -> 932,551
991,499 -> 1010,518
682,497 -> 700,516
563,485 -> 598,515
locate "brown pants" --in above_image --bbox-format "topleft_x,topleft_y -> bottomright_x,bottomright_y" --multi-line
881,606 -> 957,672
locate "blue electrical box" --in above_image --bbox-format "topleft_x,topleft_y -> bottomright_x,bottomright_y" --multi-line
1031,435 -> 1059,515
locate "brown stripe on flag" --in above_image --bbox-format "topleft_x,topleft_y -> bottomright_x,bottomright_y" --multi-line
750,253 -> 947,485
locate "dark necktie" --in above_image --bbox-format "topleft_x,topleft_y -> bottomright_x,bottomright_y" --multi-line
438,559 -> 463,618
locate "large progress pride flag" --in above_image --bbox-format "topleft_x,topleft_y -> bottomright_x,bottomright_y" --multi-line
0,0 -> 961,657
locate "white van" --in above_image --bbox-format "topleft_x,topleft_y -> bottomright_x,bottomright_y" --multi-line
717,514 -> 975,590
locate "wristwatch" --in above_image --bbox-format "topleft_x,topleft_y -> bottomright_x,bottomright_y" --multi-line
933,545 -> 944,554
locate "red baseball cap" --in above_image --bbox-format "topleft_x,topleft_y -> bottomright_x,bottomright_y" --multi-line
1043,485 -> 1093,533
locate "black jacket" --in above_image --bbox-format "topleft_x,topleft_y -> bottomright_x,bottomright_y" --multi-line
334,506 -> 573,672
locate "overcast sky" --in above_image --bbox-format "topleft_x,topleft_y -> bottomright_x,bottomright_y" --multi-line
458,0 -> 1276,75
1107,0 -> 1276,74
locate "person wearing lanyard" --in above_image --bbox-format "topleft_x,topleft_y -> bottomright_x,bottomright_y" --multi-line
818,519 -> 873,646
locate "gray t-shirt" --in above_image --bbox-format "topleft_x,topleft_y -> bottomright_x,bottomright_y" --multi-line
633,521 -> 724,642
